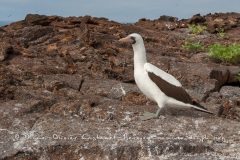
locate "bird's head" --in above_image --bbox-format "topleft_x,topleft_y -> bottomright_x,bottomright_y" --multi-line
119,33 -> 143,45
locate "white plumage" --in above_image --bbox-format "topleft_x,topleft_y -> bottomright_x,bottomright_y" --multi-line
119,33 -> 213,120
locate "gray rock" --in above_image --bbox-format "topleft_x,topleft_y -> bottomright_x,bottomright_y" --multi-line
227,66 -> 240,83
220,86 -> 240,100
1,13 -> 240,159
164,61 -> 229,101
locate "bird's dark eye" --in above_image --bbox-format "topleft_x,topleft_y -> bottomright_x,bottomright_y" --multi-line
130,36 -> 136,44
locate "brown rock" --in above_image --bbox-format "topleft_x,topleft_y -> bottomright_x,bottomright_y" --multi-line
189,14 -> 206,24
25,14 -> 62,26
218,100 -> 240,121
0,42 -> 13,61
157,16 -> 178,30
206,18 -> 225,33
167,61 -> 229,101
0,13 -> 240,159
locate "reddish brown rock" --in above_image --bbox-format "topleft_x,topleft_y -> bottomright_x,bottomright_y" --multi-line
25,14 -> 62,26
189,14 -> 206,24
0,13 -> 240,159
0,42 -> 13,61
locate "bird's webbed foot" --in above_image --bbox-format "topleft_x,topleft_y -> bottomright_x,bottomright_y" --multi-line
140,112 -> 158,121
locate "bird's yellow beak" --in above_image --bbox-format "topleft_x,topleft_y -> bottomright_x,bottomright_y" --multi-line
119,36 -> 134,44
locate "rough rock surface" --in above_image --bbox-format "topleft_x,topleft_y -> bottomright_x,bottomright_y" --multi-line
0,13 -> 240,159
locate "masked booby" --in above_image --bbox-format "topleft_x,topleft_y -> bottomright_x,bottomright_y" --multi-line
119,33 -> 213,121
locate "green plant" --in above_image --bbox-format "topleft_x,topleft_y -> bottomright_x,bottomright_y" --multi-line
238,73 -> 240,81
216,28 -> 225,38
182,38 -> 204,52
187,24 -> 207,35
207,43 -> 240,63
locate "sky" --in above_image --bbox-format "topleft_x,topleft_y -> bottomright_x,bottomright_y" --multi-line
1,0 -> 240,23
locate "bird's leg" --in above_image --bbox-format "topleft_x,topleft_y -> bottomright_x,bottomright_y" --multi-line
140,108 -> 161,121
155,108 -> 161,117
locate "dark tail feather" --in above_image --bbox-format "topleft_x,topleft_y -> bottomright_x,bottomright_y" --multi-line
192,100 -> 214,114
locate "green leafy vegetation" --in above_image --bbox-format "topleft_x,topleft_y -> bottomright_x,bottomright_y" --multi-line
187,24 -> 207,35
216,28 -> 226,38
238,73 -> 240,81
207,43 -> 240,63
182,38 -> 204,52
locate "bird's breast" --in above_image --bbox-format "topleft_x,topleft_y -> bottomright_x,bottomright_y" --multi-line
134,70 -> 159,101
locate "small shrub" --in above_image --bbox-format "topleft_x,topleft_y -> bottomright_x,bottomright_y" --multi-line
216,28 -> 225,38
207,43 -> 240,63
182,38 -> 204,52
187,24 -> 207,35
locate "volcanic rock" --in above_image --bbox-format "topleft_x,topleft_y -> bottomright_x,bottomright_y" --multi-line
0,13 -> 240,159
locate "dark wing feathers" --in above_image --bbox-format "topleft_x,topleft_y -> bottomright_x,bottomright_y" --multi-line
148,72 -> 192,104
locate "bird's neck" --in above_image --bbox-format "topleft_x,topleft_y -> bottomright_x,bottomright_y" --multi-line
133,43 -> 147,70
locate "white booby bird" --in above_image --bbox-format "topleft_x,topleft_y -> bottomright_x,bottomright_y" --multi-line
119,33 -> 213,120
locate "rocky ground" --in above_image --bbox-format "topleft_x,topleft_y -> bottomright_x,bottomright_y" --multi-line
0,13 -> 240,159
